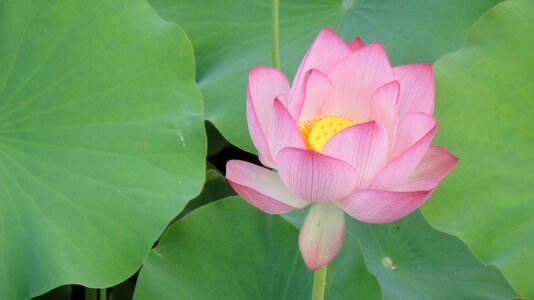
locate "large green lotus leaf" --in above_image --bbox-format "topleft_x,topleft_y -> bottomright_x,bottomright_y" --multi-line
283,209 -> 516,299
133,197 -> 382,300
420,0 -> 534,297
0,0 -> 205,298
149,0 -> 501,152
175,162 -> 235,219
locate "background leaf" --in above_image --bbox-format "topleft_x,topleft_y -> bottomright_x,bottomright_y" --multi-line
0,0 -> 205,298
284,209 -> 517,300
133,197 -> 383,300
420,0 -> 534,297
149,0 -> 501,152
175,163 -> 235,219
206,121 -> 230,156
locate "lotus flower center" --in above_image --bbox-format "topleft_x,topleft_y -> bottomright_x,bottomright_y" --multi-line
298,116 -> 355,152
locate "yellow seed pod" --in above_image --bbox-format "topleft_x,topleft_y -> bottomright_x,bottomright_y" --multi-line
307,117 -> 354,152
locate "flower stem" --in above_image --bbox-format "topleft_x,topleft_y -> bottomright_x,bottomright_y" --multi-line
312,264 -> 327,300
271,0 -> 280,69
84,287 -> 106,300
99,288 -> 107,300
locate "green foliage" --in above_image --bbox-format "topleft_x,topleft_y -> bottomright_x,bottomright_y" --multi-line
206,122 -> 230,156
133,197 -> 382,300
176,163 -> 235,219
135,196 -> 516,299
284,208 -> 516,299
421,0 -> 534,297
0,0 -> 205,298
149,0 -> 501,152
2,0 -> 530,298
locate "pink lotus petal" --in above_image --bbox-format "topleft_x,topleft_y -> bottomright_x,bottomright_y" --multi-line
322,121 -> 388,189
393,64 -> 434,120
299,204 -> 345,270
392,112 -> 437,158
393,179 -> 438,192
370,81 -> 399,147
247,67 -> 290,167
325,42 -> 394,120
371,120 -> 437,189
248,66 -> 290,138
288,69 -> 333,121
226,160 -> 308,214
401,145 -> 459,184
269,98 -> 306,161
347,37 -> 365,52
339,184 -> 437,223
247,97 -> 275,168
287,28 -> 351,109
277,147 -> 357,203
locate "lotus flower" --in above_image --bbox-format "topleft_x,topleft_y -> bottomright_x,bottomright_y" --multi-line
226,28 -> 458,271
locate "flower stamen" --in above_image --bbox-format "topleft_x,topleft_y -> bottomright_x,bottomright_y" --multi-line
298,114 -> 356,152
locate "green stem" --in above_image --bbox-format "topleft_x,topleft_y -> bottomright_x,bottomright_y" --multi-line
271,0 -> 280,69
84,287 -> 106,300
312,264 -> 327,300
99,288 -> 107,300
